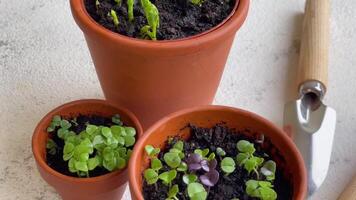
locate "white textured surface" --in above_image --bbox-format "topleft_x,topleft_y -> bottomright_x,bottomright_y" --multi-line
0,0 -> 355,199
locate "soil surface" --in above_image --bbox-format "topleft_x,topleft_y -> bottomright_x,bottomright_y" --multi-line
46,115 -> 114,177
142,124 -> 293,200
85,0 -> 236,40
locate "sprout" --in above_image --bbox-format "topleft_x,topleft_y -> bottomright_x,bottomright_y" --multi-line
199,169 -> 219,187
190,0 -> 205,6
110,9 -> 119,28
245,180 -> 277,200
158,170 -> 177,185
237,140 -> 255,155
183,174 -> 198,185
95,0 -> 100,10
127,0 -> 134,22
112,114 -> 123,125
164,152 -> 181,168
177,162 -> 188,172
260,160 -> 276,181
186,153 -> 217,172
47,115 -> 61,132
140,0 -> 159,40
167,184 -> 179,200
216,147 -> 226,157
144,168 -> 159,184
244,157 -> 264,175
187,183 -> 207,200
151,158 -> 163,171
145,145 -> 160,157
46,139 -> 57,155
236,140 -> 264,176
220,157 -> 235,175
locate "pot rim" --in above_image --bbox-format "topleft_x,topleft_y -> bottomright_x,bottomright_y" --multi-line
32,99 -> 143,183
129,105 -> 307,199
70,0 -> 250,50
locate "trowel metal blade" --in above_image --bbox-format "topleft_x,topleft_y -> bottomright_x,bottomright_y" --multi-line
284,98 -> 336,196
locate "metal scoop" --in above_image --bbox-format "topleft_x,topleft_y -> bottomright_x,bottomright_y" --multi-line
283,0 -> 336,197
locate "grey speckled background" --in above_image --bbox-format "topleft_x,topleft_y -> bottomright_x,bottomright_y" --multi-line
0,0 -> 355,199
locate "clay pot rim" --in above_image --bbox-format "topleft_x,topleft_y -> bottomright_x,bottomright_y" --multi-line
70,0 -> 249,49
129,105 -> 307,199
32,99 -> 143,183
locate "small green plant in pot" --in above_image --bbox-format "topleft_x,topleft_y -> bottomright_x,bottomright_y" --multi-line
46,114 -> 137,177
139,124 -> 292,200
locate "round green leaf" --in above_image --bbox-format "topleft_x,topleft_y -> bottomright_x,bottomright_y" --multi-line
236,153 -> 249,166
124,135 -> 136,147
164,152 -> 181,168
63,142 -> 75,154
68,158 -> 76,173
117,157 -> 126,169
237,140 -> 255,154
221,157 -> 236,174
125,127 -> 136,136
79,153 -> 89,162
158,170 -> 177,185
103,158 -> 117,171
151,158 -> 162,171
101,127 -> 112,138
92,135 -> 105,147
60,120 -> 71,129
183,174 -> 197,185
87,157 -> 100,170
117,136 -> 125,146
177,162 -> 187,172
111,125 -> 125,138
63,151 -> 74,161
187,183 -> 207,200
173,141 -> 183,151
75,161 -> 88,172
168,184 -> 179,199
144,168 -> 158,185
86,125 -> 98,135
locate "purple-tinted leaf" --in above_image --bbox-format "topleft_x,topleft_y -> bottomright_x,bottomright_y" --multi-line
201,159 -> 210,172
199,169 -> 219,187
209,159 -> 217,170
189,163 -> 202,171
186,153 -> 203,171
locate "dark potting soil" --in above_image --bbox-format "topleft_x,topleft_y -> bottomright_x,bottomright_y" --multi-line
142,124 -> 293,200
46,115 -> 114,177
85,0 -> 236,40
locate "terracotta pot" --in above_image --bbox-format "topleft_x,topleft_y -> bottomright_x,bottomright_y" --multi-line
70,0 -> 250,130
32,99 -> 143,200
129,105 -> 307,200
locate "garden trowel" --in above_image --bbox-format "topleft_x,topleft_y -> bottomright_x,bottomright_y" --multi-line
283,0 -> 336,197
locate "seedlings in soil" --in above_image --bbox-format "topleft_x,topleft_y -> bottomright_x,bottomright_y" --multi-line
186,153 -> 216,172
144,168 -> 159,184
236,140 -> 264,176
158,169 -> 177,185
216,147 -> 226,157
47,114 -> 136,177
245,180 -> 277,200
183,174 -> 198,185
46,139 -> 57,155
220,157 -> 236,175
187,182 -> 207,200
140,0 -> 160,40
145,145 -> 160,157
127,0 -> 134,22
260,160 -> 276,181
167,184 -> 179,200
110,9 -> 120,28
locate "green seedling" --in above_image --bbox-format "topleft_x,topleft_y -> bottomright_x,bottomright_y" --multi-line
110,9 -> 119,27
236,140 -> 264,176
145,145 -> 160,157
151,158 -> 163,171
140,0 -> 159,40
260,160 -> 276,181
112,114 -> 123,125
177,162 -> 188,172
173,140 -> 184,151
144,168 -> 159,184
194,148 -> 209,158
183,174 -> 198,185
159,169 -> 177,185
187,182 -> 207,200
127,0 -> 134,22
46,139 -> 57,155
166,184 -> 179,200
47,115 -> 61,132
190,0 -> 204,6
207,152 -> 215,161
216,147 -> 226,157
164,152 -> 181,168
95,0 -> 100,9
237,140 -> 255,155
246,180 -> 277,200
220,157 -> 236,175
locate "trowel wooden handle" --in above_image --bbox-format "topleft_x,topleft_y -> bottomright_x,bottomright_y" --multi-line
298,0 -> 330,92
338,175 -> 356,200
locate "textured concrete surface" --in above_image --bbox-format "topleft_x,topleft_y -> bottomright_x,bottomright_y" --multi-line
0,0 -> 355,199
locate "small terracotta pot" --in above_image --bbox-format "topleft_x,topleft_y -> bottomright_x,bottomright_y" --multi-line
32,99 -> 143,200
70,0 -> 250,130
129,105 -> 307,200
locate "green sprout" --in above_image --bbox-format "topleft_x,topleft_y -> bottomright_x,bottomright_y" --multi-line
246,180 -> 277,200
110,9 -> 119,28
95,0 -> 100,10
151,158 -> 163,171
190,0 -> 204,6
145,145 -> 160,157
177,162 -> 188,172
127,0 -> 134,22
236,140 -> 264,176
144,168 -> 159,184
187,182 -> 207,200
158,169 -> 177,185
112,114 -> 123,125
46,139 -> 57,155
47,115 -> 61,132
194,148 -> 209,158
183,174 -> 198,185
220,157 -> 236,175
166,184 -> 179,200
164,152 -> 181,168
260,160 -> 276,181
140,0 -> 159,40
216,147 -> 226,157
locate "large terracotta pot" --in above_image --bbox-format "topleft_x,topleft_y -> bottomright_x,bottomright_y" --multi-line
32,99 -> 143,200
70,0 -> 250,129
129,105 -> 307,200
